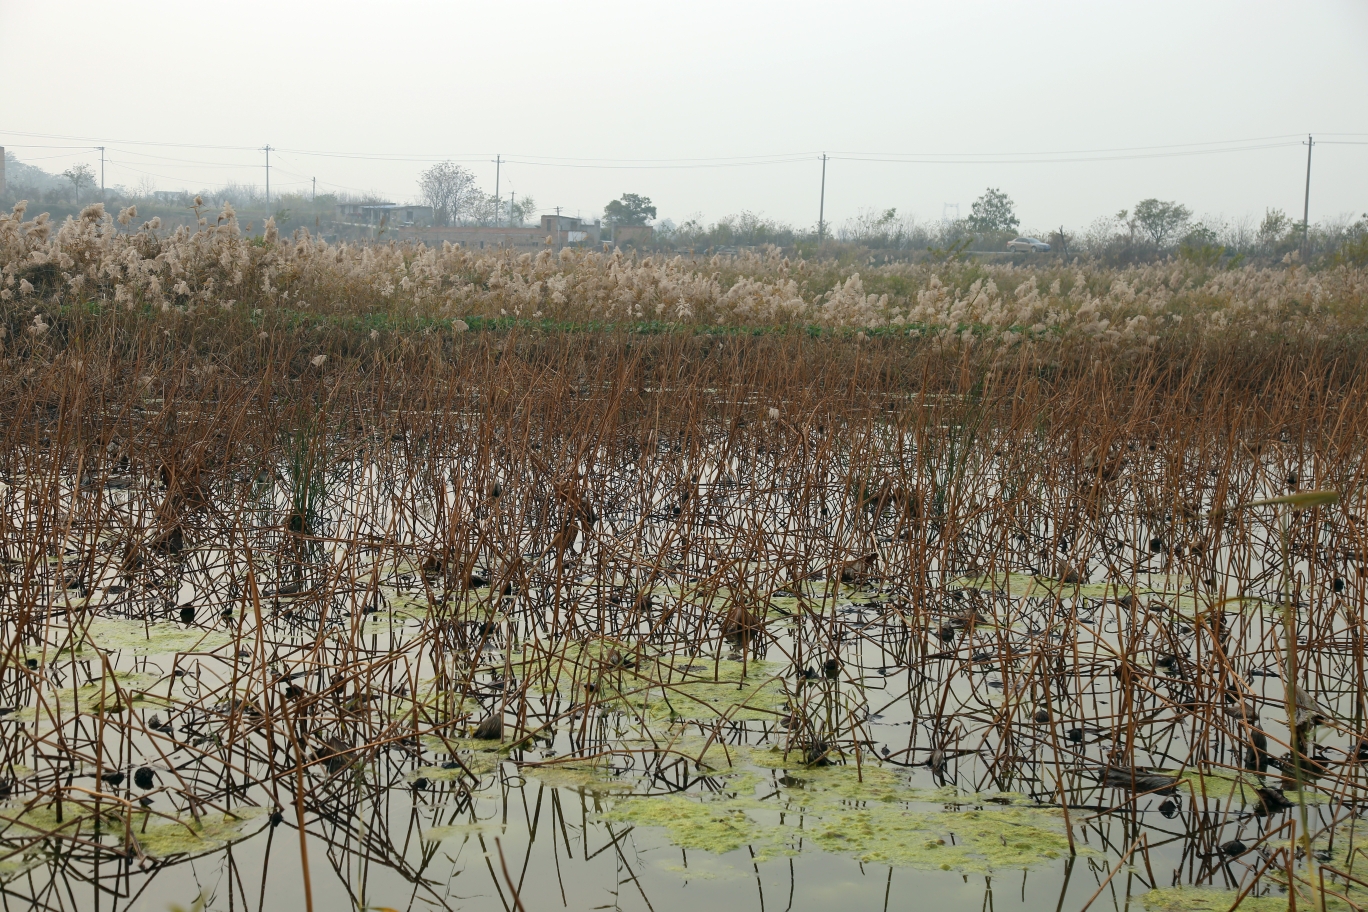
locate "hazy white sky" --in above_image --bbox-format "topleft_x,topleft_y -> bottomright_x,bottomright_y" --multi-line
3,0 -> 1366,231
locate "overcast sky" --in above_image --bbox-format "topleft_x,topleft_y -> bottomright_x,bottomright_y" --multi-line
3,0 -> 1366,232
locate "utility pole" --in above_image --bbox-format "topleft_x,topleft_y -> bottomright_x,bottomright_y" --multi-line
98,146 -> 105,195
312,177 -> 316,204
262,144 -> 273,208
1302,134 -> 1314,261
818,153 -> 827,245
493,155 -> 501,227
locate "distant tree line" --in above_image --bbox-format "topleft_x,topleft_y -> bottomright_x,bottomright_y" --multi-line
646,186 -> 1367,267
2,152 -> 1364,266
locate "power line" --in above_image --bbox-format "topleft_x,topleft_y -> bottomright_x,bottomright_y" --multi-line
500,155 -> 815,170
1,150 -> 95,162
262,145 -> 272,207
3,129 -> 1352,169
1302,135 -> 1314,258
832,132 -> 1308,159
7,128 -> 1363,228
829,140 -> 1304,166
100,154 -> 308,191
817,154 -> 827,244
109,147 -> 259,169
0,143 -> 102,151
0,129 -> 258,151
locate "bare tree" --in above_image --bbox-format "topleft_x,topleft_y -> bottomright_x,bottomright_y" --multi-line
465,192 -> 501,226
1226,213 -> 1256,252
509,194 -> 536,227
466,192 -> 538,226
418,161 -> 477,226
62,163 -> 96,201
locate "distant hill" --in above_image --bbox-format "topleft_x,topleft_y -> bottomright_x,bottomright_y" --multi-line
3,151 -> 70,193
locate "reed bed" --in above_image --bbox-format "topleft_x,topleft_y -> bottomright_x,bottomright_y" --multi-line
2,202 -> 1368,911
4,200 -> 1367,341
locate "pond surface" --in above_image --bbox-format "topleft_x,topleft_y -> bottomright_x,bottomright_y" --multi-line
1,423 -> 1363,912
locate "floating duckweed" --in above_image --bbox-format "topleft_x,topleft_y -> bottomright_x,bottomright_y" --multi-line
661,736 -> 759,771
135,808 -> 268,857
415,737 -> 505,777
952,572 -> 1055,598
1166,769 -> 1330,808
603,795 -> 763,855
952,571 -> 1204,605
524,762 -> 638,793
593,756 -> 1080,873
765,595 -> 803,616
647,661 -> 788,722
1317,817 -> 1368,876
376,589 -> 431,619
2,803 -> 266,862
513,645 -> 788,722
747,749 -> 1028,806
86,618 -> 232,656
0,855 -> 40,883
1140,886 -> 1290,912
21,670 -> 166,717
808,805 -> 1075,871
377,586 -> 485,621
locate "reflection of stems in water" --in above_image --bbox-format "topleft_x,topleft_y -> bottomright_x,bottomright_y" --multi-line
277,695 -> 315,912
283,416 -> 328,591
1078,833 -> 1143,911
495,836 -> 528,912
1214,488 -> 1338,906
1277,506 -> 1315,898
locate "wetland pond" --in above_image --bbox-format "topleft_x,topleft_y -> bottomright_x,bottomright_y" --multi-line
2,421 -> 1365,912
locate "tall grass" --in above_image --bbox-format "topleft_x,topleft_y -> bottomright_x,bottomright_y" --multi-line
4,200 -> 1366,344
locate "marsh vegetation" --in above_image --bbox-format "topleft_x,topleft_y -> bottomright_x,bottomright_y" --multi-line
3,203 -> 1368,911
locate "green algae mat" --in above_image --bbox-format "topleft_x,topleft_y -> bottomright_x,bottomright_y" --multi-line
519,743 -> 1081,874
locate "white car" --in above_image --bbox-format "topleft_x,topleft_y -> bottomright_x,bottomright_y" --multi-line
1007,237 -> 1050,253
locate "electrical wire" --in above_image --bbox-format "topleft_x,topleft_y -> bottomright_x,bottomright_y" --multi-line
6,128 -> 1360,211
4,128 -> 1357,170
830,140 -> 1304,166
